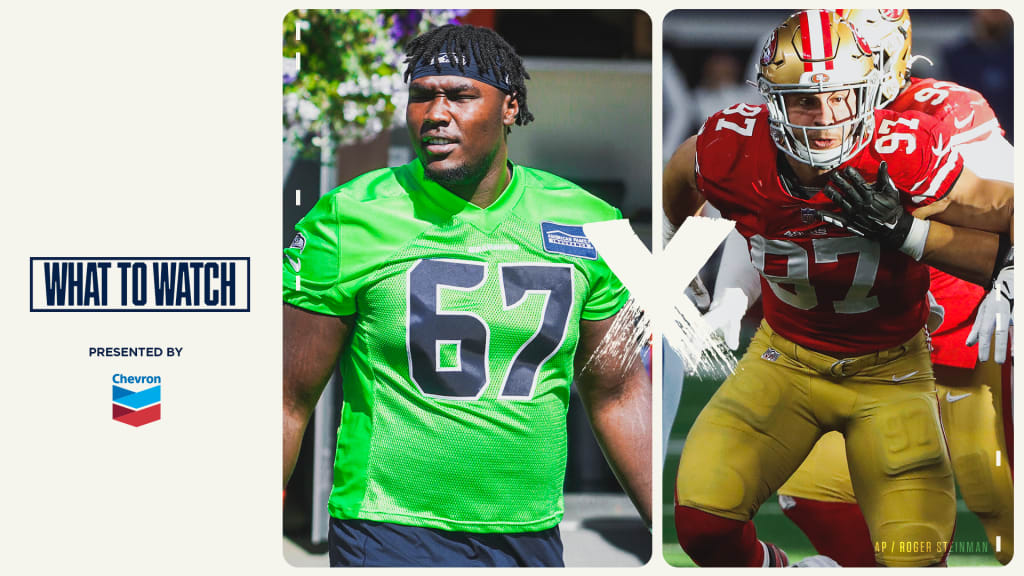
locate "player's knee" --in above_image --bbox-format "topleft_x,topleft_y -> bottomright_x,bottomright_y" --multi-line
676,464 -> 749,517
675,420 -> 756,516
873,522 -> 950,567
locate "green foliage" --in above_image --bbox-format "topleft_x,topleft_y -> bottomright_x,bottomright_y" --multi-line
282,9 -> 463,154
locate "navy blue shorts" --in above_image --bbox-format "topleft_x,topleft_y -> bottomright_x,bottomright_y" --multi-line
328,517 -> 564,567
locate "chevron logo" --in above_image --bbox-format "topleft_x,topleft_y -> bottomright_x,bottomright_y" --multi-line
112,385 -> 161,427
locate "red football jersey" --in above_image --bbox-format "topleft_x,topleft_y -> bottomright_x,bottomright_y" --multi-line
890,77 -> 1004,368
891,77 -> 1003,147
695,103 -> 962,356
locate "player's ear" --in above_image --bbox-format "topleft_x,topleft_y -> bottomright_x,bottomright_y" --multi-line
502,93 -> 519,127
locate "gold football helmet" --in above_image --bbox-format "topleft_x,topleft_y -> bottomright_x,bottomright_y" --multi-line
837,9 -> 913,107
758,9 -> 881,169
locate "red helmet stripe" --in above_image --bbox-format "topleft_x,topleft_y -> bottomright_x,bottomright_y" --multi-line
820,10 -> 835,70
800,10 -> 836,72
800,11 -> 815,71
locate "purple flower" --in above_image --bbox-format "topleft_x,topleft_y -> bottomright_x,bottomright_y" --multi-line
282,56 -> 298,85
390,10 -> 424,42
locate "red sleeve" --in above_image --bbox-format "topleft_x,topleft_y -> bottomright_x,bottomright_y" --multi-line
904,79 -> 1003,146
695,104 -> 769,223
860,109 -> 964,211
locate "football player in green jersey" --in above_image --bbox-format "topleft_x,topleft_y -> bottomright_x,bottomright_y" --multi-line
283,24 -> 651,567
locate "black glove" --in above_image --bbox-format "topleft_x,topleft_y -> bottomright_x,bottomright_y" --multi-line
817,162 -> 915,250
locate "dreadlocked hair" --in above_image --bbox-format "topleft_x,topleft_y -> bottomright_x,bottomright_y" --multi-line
403,24 -> 534,127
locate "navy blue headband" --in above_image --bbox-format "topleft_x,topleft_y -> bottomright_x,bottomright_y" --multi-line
409,51 -> 513,94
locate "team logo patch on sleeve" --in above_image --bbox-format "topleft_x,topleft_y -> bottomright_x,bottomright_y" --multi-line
540,222 -> 598,260
289,233 -> 306,252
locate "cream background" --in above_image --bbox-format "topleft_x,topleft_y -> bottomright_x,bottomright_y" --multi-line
2,2 -> 1017,573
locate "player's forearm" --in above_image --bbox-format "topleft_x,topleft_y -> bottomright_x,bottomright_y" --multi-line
282,375 -> 333,487
282,304 -> 349,487
912,171 -> 1013,234
573,314 -> 652,527
581,367 -> 653,529
921,220 -> 1000,286
283,400 -> 313,487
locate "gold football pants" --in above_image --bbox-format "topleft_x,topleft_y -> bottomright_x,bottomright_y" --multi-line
677,321 -> 955,567
779,349 -> 1013,564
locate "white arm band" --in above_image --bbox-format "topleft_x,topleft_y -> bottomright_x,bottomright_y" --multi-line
898,217 -> 931,261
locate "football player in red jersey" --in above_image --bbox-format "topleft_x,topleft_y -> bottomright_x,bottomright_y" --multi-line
774,9 -> 1014,565
664,10 -> 1012,567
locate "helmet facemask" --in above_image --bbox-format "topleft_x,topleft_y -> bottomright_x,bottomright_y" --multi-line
759,75 -> 881,170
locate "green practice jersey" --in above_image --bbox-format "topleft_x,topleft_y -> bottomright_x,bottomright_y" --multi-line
283,159 -> 629,533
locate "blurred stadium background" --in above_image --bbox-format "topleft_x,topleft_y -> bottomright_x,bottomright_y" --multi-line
662,9 -> 1012,567
283,9 -> 652,567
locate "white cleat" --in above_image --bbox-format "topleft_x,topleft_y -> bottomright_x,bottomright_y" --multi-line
791,555 -> 841,568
